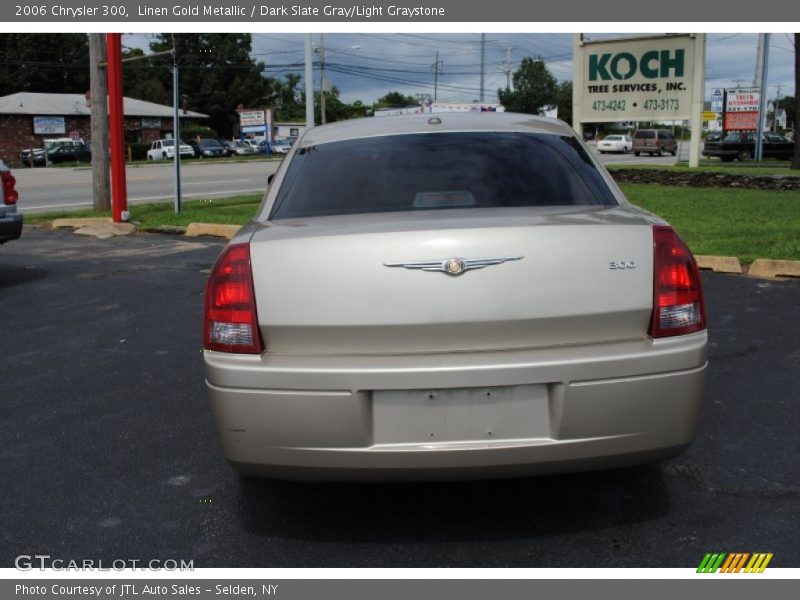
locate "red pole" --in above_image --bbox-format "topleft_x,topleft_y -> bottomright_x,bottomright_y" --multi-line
106,33 -> 127,223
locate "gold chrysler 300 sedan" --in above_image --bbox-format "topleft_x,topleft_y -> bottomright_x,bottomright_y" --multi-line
203,112 -> 707,481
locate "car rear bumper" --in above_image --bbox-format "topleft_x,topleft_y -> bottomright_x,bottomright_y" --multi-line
205,332 -> 707,481
0,211 -> 23,243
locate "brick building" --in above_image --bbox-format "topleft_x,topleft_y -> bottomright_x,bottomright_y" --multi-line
0,92 -> 207,167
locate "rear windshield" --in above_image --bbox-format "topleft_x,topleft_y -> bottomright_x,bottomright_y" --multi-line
270,132 -> 617,219
634,131 -> 655,139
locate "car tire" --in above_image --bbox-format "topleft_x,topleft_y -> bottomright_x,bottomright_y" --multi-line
721,156 -> 735,162
162,152 -> 167,160
671,150 -> 677,156
623,147 -> 628,154
657,146 -> 664,157
634,151 -> 640,157
737,149 -> 752,161
599,151 -> 606,154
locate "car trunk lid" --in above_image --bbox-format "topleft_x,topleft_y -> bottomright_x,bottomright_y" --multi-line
248,206 -> 656,355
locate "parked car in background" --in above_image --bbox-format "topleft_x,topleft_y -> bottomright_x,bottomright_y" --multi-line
189,138 -> 226,159
203,112 -> 707,481
146,139 -> 194,161
19,138 -> 88,167
633,129 -> 677,156
597,135 -> 633,154
224,141 -> 257,156
270,139 -> 294,154
44,143 -> 91,165
0,160 -> 22,244
702,131 -> 794,162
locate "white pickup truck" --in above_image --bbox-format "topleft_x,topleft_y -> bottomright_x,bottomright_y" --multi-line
146,139 -> 194,161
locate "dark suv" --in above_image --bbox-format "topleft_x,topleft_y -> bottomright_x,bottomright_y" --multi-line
633,129 -> 677,157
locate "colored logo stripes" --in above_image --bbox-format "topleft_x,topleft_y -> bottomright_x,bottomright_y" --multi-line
697,553 -> 773,573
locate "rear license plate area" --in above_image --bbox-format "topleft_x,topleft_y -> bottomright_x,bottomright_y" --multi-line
372,385 -> 550,444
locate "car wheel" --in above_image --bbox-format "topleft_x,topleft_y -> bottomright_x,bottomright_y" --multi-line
599,151 -> 606,154
623,147 -> 628,154
162,152 -> 167,160
657,146 -> 664,157
721,156 -> 735,162
634,152 -> 640,157
737,149 -> 752,161
671,149 -> 677,156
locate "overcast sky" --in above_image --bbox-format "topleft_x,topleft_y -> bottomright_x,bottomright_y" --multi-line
124,32 -> 797,105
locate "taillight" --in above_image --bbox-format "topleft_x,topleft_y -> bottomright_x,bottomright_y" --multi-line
204,243 -> 263,354
649,226 -> 706,338
1,170 -> 18,205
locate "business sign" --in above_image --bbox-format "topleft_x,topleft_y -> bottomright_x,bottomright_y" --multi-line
710,88 -> 724,113
724,112 -> 759,130
577,34 -> 698,122
239,110 -> 266,128
240,109 -> 272,141
726,89 -> 759,113
33,116 -> 66,134
141,117 -> 162,129
702,111 -> 718,121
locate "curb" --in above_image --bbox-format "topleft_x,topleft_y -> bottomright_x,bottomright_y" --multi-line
695,255 -> 742,274
696,255 -> 800,280
51,217 -> 113,229
747,259 -> 800,280
184,223 -> 241,239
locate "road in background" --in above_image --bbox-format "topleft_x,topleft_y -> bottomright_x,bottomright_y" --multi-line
14,159 -> 279,213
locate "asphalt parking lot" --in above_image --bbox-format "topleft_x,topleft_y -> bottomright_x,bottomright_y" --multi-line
1,229 -> 798,568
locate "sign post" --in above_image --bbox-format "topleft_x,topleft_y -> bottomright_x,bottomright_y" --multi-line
573,33 -> 705,165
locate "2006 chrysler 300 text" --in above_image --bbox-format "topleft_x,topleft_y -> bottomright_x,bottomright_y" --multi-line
203,113 -> 707,481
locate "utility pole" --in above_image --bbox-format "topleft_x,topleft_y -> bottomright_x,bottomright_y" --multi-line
501,46 -> 514,90
480,33 -> 486,103
319,33 -> 327,125
305,33 -> 314,127
755,33 -> 770,161
88,34 -> 109,211
172,50 -> 182,214
431,51 -> 443,102
754,34 -> 764,89
773,83 -> 782,132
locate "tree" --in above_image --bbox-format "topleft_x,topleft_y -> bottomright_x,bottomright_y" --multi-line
147,34 -> 269,137
121,47 -> 170,106
0,34 -> 89,94
793,33 -> 799,170
497,57 -> 558,116
314,86 -> 368,124
555,81 -> 573,126
375,91 -> 418,109
266,74 -> 305,122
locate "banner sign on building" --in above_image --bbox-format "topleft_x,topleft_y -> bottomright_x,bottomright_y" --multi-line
576,34 -> 698,122
142,117 -> 162,129
725,89 -> 760,113
33,116 -> 66,134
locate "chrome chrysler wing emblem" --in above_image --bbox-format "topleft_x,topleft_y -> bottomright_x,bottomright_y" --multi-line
384,256 -> 523,276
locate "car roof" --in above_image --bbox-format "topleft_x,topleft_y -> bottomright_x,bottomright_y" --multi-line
299,112 -> 574,146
